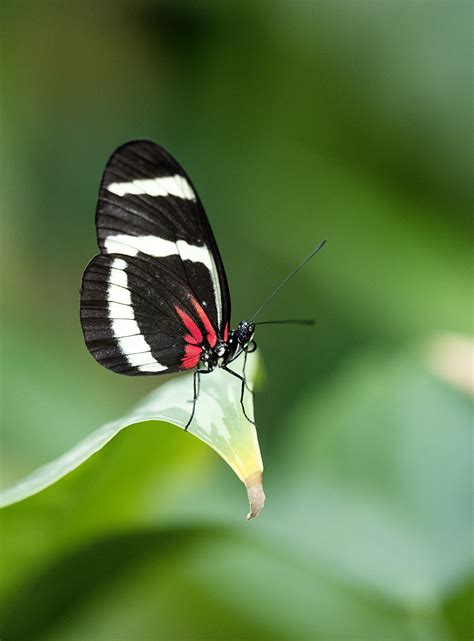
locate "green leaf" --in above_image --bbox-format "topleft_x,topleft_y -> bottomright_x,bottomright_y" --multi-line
0,354 -> 264,520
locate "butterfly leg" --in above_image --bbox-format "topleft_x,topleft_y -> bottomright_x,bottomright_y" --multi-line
222,366 -> 255,425
227,341 -> 257,393
242,350 -> 251,391
242,340 -> 257,393
185,368 -> 211,432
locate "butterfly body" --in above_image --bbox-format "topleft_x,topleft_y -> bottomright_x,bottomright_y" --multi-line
199,321 -> 256,372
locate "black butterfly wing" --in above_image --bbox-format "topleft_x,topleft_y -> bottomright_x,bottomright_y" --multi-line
80,141 -> 230,376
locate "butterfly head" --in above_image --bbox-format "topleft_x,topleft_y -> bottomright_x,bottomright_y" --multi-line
236,321 -> 255,346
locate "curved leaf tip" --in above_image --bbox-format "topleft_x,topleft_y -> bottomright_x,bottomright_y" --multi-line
245,471 -> 265,520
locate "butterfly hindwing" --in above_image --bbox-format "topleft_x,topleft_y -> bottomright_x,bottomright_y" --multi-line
80,141 -> 231,376
80,253 -> 219,375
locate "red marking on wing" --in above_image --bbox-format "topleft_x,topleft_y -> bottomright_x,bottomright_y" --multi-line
175,306 -> 203,345
181,344 -> 201,369
223,322 -> 229,342
175,305 -> 203,369
192,300 -> 217,347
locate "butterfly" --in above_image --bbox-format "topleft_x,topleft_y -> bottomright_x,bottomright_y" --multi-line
80,141 -> 325,429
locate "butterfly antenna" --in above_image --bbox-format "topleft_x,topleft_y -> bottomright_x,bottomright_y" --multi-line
250,239 -> 327,322
253,319 -> 315,326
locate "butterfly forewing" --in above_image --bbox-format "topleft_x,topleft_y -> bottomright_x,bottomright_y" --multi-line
80,141 -> 231,376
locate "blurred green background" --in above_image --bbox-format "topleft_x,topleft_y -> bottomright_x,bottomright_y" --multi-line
0,2 -> 472,639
